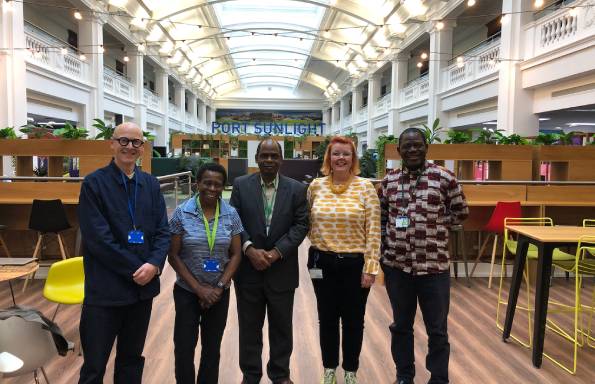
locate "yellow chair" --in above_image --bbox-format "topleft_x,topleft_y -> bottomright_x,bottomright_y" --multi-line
544,236 -> 595,374
495,217 -> 574,348
43,257 -> 84,321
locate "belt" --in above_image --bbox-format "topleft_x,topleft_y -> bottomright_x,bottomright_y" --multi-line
316,249 -> 363,259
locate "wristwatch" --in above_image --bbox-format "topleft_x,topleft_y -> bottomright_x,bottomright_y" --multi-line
216,280 -> 228,289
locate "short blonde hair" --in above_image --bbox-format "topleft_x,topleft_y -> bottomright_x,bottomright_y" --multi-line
320,136 -> 360,176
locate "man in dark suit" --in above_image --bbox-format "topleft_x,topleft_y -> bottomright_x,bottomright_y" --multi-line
230,138 -> 309,384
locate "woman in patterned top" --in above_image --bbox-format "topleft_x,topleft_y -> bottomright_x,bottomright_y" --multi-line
168,162 -> 243,384
307,136 -> 381,384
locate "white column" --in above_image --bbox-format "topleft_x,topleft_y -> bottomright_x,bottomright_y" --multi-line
367,73 -> 381,148
388,54 -> 409,137
322,108 -> 330,135
497,0 -> 537,136
352,86 -> 362,122
79,15 -> 106,136
339,96 -> 348,135
1,1 -> 27,176
428,21 -> 454,130
200,100 -> 207,133
209,106 -> 216,128
155,69 -> 169,147
187,92 -> 197,131
174,84 -> 185,130
129,52 -> 146,130
330,102 -> 338,132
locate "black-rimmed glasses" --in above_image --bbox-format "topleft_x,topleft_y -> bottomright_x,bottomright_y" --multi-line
113,137 -> 144,148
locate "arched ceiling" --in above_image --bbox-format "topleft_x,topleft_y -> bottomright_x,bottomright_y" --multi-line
122,0 -> 434,99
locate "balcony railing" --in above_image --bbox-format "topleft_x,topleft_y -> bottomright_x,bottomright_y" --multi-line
143,89 -> 161,112
356,107 -> 368,123
343,114 -> 352,127
24,22 -> 88,83
103,67 -> 133,101
374,93 -> 391,116
524,0 -> 592,59
169,103 -> 181,121
400,75 -> 429,106
443,37 -> 501,91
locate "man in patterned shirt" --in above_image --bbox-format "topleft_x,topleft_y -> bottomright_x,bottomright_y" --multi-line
380,127 -> 468,384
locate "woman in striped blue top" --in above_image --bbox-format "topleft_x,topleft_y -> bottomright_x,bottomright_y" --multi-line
168,162 -> 243,384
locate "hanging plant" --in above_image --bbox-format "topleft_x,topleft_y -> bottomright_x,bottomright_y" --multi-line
375,134 -> 398,178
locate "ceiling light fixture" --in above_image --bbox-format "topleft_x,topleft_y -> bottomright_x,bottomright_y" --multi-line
60,47 -> 68,55
79,53 -> 86,61
420,52 -> 428,60
436,21 -> 445,30
123,55 -> 129,62
416,62 -> 422,68
501,14 -> 508,24
534,0 -> 544,7
74,10 -> 82,20
467,0 -> 476,6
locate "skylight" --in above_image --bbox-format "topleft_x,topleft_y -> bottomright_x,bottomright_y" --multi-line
212,0 -> 326,92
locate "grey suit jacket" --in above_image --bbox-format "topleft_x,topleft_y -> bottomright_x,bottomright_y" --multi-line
230,172 -> 309,292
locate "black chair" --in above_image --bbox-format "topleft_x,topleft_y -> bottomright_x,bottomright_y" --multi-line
29,199 -> 71,262
0,224 -> 11,257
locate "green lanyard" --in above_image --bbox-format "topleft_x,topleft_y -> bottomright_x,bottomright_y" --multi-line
262,185 -> 276,225
197,196 -> 219,255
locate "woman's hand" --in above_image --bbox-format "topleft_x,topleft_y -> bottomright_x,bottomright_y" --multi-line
361,273 -> 375,288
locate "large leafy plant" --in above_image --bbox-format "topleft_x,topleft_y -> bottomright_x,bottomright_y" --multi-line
53,122 -> 89,139
19,124 -> 54,139
499,133 -> 528,145
375,134 -> 398,177
0,127 -> 17,139
359,149 -> 377,178
444,129 -> 472,144
472,128 -> 505,144
421,118 -> 444,144
93,118 -> 115,140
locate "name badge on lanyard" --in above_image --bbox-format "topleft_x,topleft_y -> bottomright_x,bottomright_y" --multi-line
122,172 -> 144,244
395,216 -> 410,228
199,197 -> 221,273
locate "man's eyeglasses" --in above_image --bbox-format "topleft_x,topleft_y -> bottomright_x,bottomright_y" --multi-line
113,137 -> 144,148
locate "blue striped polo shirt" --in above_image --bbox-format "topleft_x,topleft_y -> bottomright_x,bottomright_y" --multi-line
169,196 -> 244,292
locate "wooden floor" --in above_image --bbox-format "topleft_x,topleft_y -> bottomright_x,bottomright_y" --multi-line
2,243 -> 594,383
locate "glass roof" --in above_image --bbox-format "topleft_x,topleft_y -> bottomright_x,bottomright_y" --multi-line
212,0 -> 326,91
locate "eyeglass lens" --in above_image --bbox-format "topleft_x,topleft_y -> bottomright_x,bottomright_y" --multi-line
115,137 -> 144,148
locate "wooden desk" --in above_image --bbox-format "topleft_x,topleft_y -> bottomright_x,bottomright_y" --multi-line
0,262 -> 39,305
502,225 -> 595,368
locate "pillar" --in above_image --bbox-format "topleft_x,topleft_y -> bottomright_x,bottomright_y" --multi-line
129,51 -> 146,130
339,96 -> 348,135
155,69 -> 169,147
367,73 -> 381,148
388,53 -> 409,137
428,21 -> 454,130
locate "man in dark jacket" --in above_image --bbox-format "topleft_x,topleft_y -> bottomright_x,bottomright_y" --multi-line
77,122 -> 170,384
230,138 -> 309,384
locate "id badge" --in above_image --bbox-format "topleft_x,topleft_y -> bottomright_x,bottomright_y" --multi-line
395,216 -> 410,229
202,258 -> 221,273
127,230 -> 144,244
309,268 -> 323,279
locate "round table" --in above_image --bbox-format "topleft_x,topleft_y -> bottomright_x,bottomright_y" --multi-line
0,262 -> 39,305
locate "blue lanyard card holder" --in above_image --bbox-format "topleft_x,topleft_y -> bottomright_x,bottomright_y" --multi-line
128,230 -> 144,244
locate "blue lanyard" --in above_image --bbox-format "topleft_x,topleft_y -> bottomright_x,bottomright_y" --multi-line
121,170 -> 139,230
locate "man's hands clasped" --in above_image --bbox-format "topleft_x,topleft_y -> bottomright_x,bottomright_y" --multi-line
245,246 -> 281,271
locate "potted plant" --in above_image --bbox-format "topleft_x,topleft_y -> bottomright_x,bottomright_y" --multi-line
93,118 -> 115,140
52,122 -> 88,177
0,127 -> 17,139
444,129 -> 472,144
375,134 -> 398,178
19,123 -> 56,139
421,118 -> 444,144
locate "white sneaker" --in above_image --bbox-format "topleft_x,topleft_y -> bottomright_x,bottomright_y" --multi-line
344,371 -> 358,384
320,368 -> 336,384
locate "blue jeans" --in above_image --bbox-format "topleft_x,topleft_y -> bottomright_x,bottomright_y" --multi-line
382,265 -> 450,384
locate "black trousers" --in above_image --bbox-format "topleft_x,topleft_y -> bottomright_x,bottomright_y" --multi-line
383,265 -> 450,384
235,282 -> 295,384
78,299 -> 153,384
312,255 -> 370,372
173,283 -> 230,384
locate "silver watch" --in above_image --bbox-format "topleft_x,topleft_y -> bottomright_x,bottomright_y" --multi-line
216,280 -> 226,289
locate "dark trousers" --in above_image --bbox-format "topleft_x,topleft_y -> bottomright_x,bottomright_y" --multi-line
78,299 -> 153,384
235,282 -> 295,384
383,265 -> 450,384
313,255 -> 370,372
173,284 -> 230,384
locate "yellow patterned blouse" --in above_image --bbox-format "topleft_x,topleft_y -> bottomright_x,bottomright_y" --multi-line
307,176 -> 381,275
